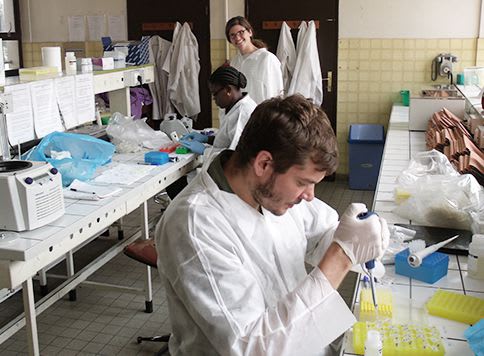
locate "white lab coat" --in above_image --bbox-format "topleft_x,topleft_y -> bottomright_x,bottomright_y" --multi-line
276,22 -> 296,95
288,21 -> 323,106
164,22 -> 201,118
155,160 -> 356,356
231,48 -> 283,105
212,94 -> 256,150
148,35 -> 173,120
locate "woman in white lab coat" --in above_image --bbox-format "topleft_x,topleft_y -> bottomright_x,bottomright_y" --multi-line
225,16 -> 283,105
180,65 -> 257,155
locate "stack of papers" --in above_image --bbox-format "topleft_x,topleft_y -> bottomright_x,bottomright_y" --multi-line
64,179 -> 122,200
93,163 -> 155,185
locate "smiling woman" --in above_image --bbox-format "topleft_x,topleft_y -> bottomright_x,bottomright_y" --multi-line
225,16 -> 283,105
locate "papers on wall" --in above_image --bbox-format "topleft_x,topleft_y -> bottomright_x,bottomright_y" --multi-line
108,15 -> 127,41
30,79 -> 64,137
4,83 -> 35,145
54,76 -> 77,129
87,15 -> 106,41
68,16 -> 86,42
75,73 -> 95,125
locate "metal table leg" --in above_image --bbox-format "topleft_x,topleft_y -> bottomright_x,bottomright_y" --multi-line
141,201 -> 153,313
22,278 -> 39,356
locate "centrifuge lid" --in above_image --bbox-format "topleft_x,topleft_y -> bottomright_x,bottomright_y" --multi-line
0,160 -> 33,173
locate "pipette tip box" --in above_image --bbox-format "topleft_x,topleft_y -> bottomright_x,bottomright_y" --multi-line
144,151 -> 169,165
426,290 -> 484,325
352,321 -> 445,355
359,288 -> 393,321
395,248 -> 449,284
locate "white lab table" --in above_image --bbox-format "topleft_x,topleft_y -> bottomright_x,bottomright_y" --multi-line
0,151 -> 199,356
341,105 -> 484,355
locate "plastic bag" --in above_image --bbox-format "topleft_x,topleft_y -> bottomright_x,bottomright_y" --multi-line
394,150 -> 484,232
23,131 -> 115,186
106,112 -> 171,153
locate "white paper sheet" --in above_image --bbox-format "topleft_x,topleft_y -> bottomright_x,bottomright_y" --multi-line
94,163 -> 155,185
108,15 -> 127,41
30,79 -> 64,138
54,76 -> 77,129
4,83 -> 35,144
68,179 -> 122,198
68,16 -> 86,42
75,73 -> 95,125
87,15 -> 106,41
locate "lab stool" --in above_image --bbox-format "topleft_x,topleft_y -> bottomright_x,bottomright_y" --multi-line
123,238 -> 170,355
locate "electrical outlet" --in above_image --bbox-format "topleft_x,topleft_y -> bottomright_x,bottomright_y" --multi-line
0,94 -> 13,113
123,70 -> 144,87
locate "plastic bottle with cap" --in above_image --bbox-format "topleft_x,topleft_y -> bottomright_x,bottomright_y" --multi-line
65,52 -> 77,75
364,330 -> 382,356
468,234 -> 484,280
81,58 -> 93,73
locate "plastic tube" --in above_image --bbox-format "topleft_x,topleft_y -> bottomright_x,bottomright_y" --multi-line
407,235 -> 459,267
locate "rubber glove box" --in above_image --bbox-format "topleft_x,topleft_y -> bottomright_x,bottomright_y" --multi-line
394,248 -> 449,284
144,151 -> 169,165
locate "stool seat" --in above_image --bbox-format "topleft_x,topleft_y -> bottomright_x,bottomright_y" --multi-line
123,237 -> 170,355
123,239 -> 158,268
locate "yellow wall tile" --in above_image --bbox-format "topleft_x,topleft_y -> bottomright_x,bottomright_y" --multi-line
336,37 -> 480,174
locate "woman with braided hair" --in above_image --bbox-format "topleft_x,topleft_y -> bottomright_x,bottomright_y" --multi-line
179,65 -> 257,155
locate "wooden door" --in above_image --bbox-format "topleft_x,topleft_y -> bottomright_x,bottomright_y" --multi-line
127,0 -> 211,129
245,0 -> 338,132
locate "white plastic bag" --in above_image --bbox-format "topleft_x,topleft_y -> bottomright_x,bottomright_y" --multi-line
106,112 -> 171,153
394,150 -> 484,232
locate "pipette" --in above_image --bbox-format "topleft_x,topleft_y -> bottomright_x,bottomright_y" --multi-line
358,211 -> 378,310
407,234 -> 459,267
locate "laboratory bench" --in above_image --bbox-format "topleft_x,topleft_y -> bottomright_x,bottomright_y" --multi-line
341,104 -> 484,355
0,150 -> 199,356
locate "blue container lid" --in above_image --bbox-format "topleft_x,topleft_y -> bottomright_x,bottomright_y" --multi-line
348,124 -> 385,144
144,151 -> 169,165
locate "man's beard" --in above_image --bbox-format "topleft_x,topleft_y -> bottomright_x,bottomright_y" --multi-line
252,173 -> 290,216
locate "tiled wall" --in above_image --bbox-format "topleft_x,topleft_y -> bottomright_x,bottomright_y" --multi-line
210,39 -> 237,129
337,38 -> 479,174
22,38 -> 483,175
212,38 -> 482,175
22,41 -> 104,68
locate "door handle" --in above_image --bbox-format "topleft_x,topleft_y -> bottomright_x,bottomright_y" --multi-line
322,71 -> 332,92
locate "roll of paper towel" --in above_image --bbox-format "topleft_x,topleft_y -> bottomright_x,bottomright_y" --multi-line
41,47 -> 62,73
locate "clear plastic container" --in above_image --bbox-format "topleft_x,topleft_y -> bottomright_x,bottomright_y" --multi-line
65,51 -> 77,75
468,234 -> 484,280
464,66 -> 484,88
80,58 -> 93,73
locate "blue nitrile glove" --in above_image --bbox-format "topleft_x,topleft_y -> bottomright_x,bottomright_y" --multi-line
181,131 -> 209,143
179,139 -> 206,155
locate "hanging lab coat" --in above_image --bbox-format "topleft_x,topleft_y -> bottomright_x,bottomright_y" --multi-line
155,159 -> 356,356
289,21 -> 323,106
212,94 -> 256,150
295,21 -> 308,55
148,35 -> 173,120
276,22 -> 296,95
164,22 -> 201,118
230,48 -> 283,105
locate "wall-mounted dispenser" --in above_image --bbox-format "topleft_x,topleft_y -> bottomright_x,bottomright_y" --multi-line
431,53 -> 458,82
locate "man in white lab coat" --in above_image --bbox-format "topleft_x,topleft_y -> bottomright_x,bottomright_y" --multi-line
155,94 -> 389,355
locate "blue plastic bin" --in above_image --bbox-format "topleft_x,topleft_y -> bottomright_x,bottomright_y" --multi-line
348,124 -> 385,190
